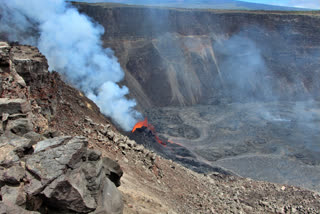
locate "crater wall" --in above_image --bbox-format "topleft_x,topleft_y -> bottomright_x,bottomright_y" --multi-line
76,3 -> 320,108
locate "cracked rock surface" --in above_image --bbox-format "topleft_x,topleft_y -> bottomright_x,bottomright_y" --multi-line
0,42 -> 123,214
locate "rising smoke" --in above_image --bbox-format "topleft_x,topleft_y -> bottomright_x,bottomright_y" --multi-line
0,0 -> 140,131
214,28 -> 320,130
214,33 -> 273,102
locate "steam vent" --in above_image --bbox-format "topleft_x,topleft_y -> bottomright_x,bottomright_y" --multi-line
1,0 -> 320,213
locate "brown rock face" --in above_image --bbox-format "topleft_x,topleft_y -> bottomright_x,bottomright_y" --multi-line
75,3 -> 320,108
0,42 -> 124,214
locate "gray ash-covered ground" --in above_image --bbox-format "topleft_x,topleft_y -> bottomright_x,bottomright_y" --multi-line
142,101 -> 320,192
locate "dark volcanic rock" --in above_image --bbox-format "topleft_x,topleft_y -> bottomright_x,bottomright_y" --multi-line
21,135 -> 123,214
10,44 -> 49,86
6,118 -> 33,136
129,127 -> 166,154
0,148 -> 20,169
0,133 -> 33,159
23,132 -> 45,145
9,134 -> 124,213
0,201 -> 39,214
32,136 -> 72,153
40,145 -> 123,213
87,149 -> 102,161
42,173 -> 97,213
0,164 -> 25,185
129,127 -> 233,175
0,98 -> 31,115
1,184 -> 26,206
94,178 -> 123,214
0,42 -> 124,214
103,157 -> 123,187
26,136 -> 88,186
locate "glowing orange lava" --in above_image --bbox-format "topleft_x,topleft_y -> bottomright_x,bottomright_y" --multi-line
131,118 -> 149,133
131,118 -> 169,146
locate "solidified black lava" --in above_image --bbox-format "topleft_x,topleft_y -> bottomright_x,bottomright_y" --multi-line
129,127 -> 233,174
143,101 -> 320,192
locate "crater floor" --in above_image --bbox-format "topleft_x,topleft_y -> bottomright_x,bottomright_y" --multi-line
145,101 -> 320,192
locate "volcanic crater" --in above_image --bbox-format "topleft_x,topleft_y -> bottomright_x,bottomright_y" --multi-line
76,2 -> 320,193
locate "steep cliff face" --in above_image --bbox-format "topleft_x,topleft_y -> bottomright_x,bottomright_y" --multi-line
76,3 -> 320,108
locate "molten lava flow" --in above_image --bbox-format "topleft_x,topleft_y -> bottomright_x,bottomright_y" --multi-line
131,118 -> 148,133
155,135 -> 166,147
131,118 -> 167,146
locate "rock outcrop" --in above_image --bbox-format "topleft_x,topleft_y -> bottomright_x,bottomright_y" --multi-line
0,42 -> 123,214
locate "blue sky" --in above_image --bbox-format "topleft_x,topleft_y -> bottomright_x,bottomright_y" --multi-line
240,0 -> 320,9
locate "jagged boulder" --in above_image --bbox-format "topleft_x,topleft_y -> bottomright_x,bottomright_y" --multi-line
93,178 -> 123,214
6,118 -> 33,136
0,42 -> 10,68
42,173 -> 97,213
0,135 -> 124,214
0,108 -> 123,213
0,98 -> 31,115
23,132 -> 45,145
0,121 -> 3,135
103,157 -> 123,188
0,43 -> 124,213
41,155 -> 123,214
0,164 -> 25,185
0,201 -> 39,214
26,136 -> 87,186
0,132 -> 34,162
1,184 -> 26,206
23,136 -> 123,213
32,135 -> 72,153
0,145 -> 20,169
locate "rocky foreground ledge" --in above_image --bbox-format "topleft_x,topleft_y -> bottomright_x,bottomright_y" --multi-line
1,41 -> 320,214
0,41 -> 123,213
0,133 -> 123,213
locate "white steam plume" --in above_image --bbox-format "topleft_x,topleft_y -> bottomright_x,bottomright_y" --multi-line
0,0 -> 140,131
